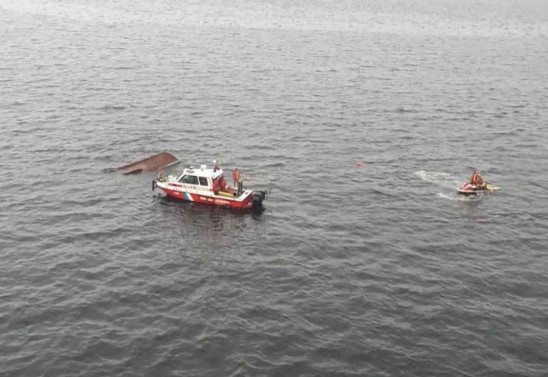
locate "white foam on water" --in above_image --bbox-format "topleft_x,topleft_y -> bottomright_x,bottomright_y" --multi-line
415,170 -> 461,189
436,192 -> 479,201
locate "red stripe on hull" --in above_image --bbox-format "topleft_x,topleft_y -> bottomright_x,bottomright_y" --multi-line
160,188 -> 254,209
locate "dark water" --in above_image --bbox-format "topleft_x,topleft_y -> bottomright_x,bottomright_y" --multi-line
1,1 -> 547,376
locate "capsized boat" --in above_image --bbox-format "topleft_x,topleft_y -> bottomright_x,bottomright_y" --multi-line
457,181 -> 500,195
152,164 -> 266,209
116,152 -> 179,175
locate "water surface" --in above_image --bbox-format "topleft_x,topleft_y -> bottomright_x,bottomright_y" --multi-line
1,0 -> 547,375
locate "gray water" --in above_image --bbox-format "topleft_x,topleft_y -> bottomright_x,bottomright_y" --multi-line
1,1 -> 547,376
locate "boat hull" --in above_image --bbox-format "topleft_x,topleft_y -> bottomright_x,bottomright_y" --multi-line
457,181 -> 500,195
158,186 -> 255,209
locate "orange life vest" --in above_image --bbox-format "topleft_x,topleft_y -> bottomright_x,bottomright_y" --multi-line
470,173 -> 483,186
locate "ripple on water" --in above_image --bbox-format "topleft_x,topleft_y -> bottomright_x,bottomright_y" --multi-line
1,0 -> 547,376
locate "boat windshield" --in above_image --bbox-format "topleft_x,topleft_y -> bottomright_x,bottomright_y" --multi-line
179,175 -> 199,185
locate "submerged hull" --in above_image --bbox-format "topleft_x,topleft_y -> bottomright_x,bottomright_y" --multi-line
117,152 -> 179,175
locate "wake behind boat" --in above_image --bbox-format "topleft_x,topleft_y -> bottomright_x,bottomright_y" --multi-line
152,163 -> 266,210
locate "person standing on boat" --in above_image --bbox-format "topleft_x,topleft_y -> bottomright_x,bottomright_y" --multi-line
470,170 -> 486,189
232,169 -> 241,187
232,168 -> 243,196
213,160 -> 220,172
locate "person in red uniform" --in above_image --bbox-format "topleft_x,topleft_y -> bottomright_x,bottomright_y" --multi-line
469,170 -> 486,189
232,169 -> 241,187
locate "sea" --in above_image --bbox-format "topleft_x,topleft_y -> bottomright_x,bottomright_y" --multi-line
0,0 -> 547,376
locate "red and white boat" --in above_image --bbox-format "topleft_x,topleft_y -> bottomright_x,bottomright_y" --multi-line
457,181 -> 500,195
152,163 -> 266,210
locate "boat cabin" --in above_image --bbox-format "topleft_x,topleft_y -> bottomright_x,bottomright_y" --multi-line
175,165 -> 231,193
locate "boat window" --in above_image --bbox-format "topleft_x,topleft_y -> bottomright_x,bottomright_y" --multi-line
180,175 -> 199,185
199,177 -> 208,186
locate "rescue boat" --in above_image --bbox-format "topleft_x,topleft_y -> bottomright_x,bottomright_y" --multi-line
457,181 -> 500,195
152,164 -> 266,210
